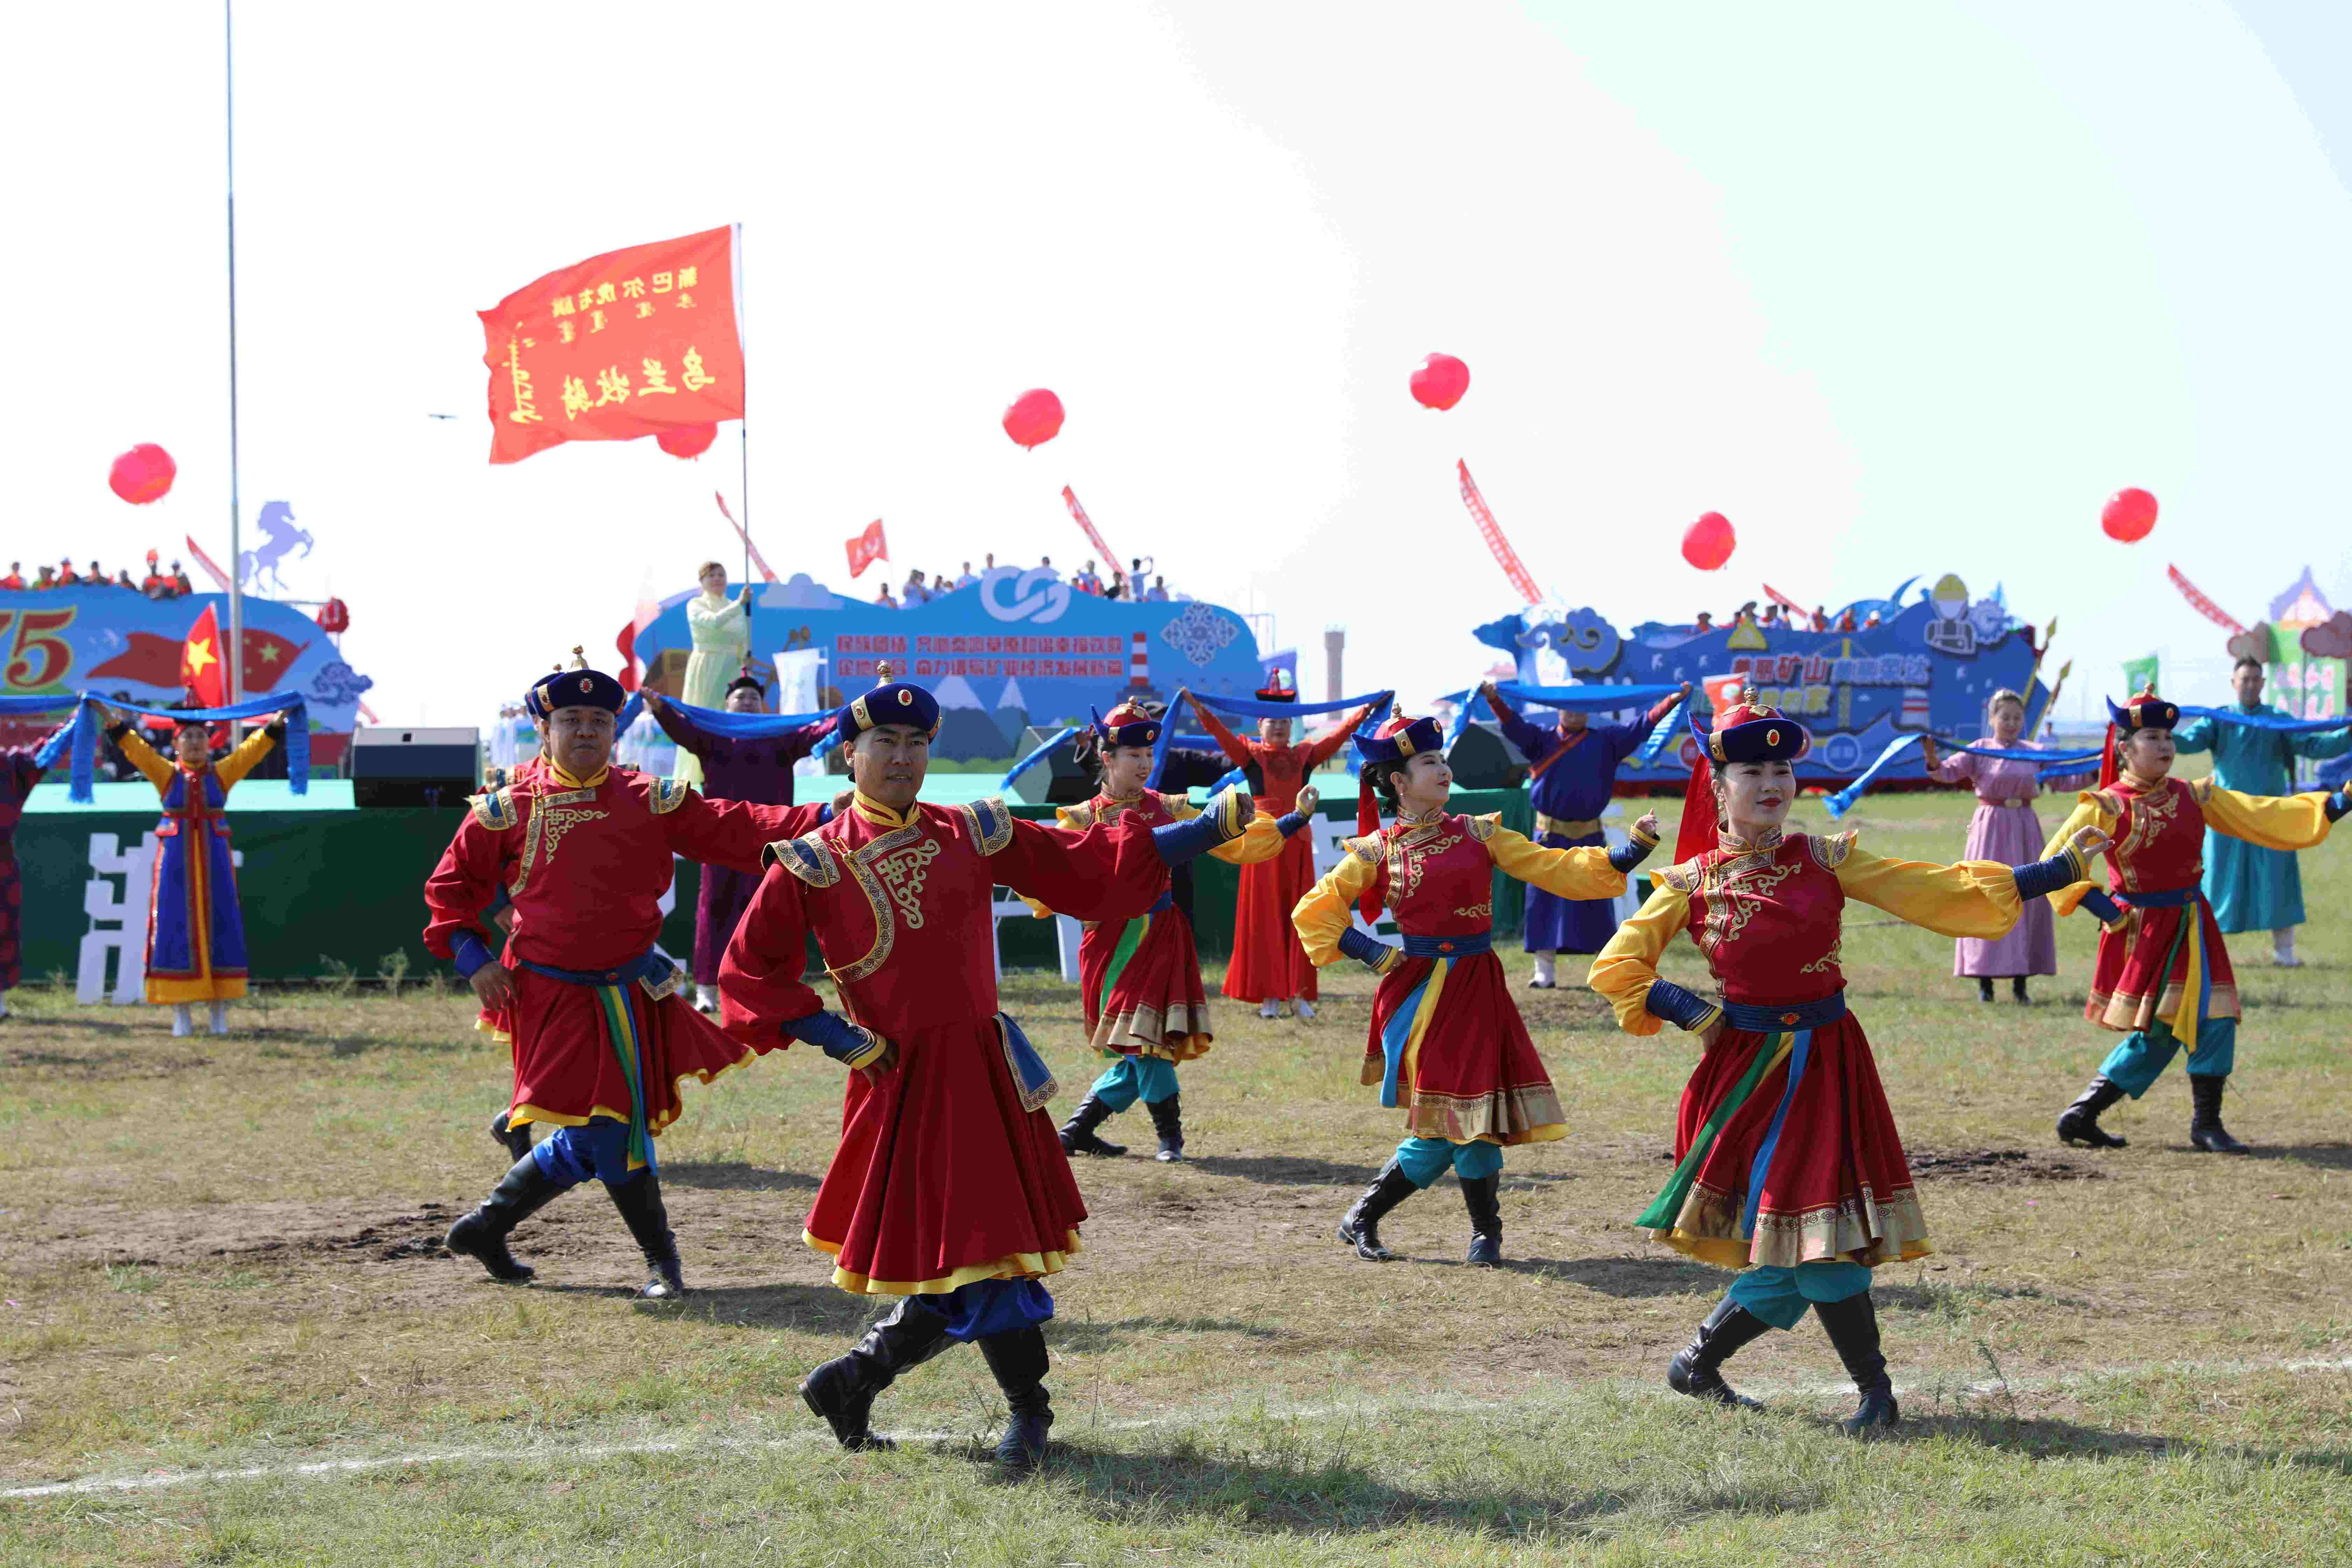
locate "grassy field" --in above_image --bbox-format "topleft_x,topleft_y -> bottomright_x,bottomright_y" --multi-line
4,790 -> 2350,1565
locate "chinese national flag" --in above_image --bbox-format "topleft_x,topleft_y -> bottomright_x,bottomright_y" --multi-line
479,226 -> 746,464
846,520 -> 888,578
239,626 -> 311,693
181,605 -> 227,707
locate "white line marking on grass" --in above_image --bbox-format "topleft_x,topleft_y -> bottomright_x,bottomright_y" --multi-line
8,1356 -> 2349,1501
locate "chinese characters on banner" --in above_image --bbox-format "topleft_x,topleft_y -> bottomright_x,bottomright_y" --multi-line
833,632 -> 1132,682
478,226 -> 745,464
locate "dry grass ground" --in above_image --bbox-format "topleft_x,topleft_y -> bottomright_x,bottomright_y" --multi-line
3,791 -> 2350,1564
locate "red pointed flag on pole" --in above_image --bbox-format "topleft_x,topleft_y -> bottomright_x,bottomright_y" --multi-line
846,520 -> 888,579
479,226 -> 746,465
714,491 -> 778,583
1060,487 -> 1119,575
181,604 -> 227,707
1456,461 -> 1544,606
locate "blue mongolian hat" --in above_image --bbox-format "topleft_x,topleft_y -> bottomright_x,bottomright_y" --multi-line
835,660 -> 941,743
1692,686 -> 1808,765
1352,705 -> 1445,768
1091,699 -> 1161,749
1256,668 -> 1299,703
532,648 -> 626,716
2106,689 -> 2179,733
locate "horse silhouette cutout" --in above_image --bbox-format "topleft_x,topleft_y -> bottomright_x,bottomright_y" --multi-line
239,500 -> 314,594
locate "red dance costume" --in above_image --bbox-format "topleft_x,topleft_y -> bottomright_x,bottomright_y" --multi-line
721,792 -> 1178,1297
1189,698 -> 1370,1003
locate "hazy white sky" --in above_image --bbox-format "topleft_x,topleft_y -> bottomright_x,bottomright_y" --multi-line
7,1 -> 2348,725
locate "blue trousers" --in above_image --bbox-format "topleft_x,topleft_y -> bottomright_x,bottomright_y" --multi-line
1726,1262 -> 1874,1330
1090,1055 -> 1179,1111
920,1279 -> 1056,1342
530,1118 -> 648,1190
2101,1016 -> 2236,1097
1395,1136 -> 1503,1188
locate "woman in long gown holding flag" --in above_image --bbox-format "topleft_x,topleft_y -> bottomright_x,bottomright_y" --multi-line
676,562 -> 754,789
1186,677 -> 1375,1020
1588,690 -> 2101,1433
1046,699 -> 1322,1161
100,706 -> 285,1037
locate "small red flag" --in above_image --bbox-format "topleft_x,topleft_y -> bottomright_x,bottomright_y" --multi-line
238,626 -> 311,693
181,605 -> 227,707
845,520 -> 888,579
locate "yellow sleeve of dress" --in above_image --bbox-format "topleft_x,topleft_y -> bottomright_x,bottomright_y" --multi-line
1292,846 -> 1379,968
1482,823 -> 1626,900
2195,783 -> 2333,852
1830,842 -> 2023,939
1586,883 -> 1694,1037
114,727 -> 176,792
215,726 -> 278,790
1212,806 -> 1294,866
2038,793 -> 2115,918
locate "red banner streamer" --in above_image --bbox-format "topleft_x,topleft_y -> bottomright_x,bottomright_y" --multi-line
1060,487 -> 1119,578
184,534 -> 232,592
712,491 -> 778,583
1762,583 -> 1805,614
1456,461 -> 1544,605
2167,565 -> 2245,634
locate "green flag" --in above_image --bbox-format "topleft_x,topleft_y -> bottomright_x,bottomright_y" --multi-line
2122,654 -> 2159,694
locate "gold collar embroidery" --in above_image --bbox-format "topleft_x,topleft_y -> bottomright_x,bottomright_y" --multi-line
1394,804 -> 1447,826
546,760 -> 610,791
851,791 -> 919,828
1716,824 -> 1785,855
2119,770 -> 2169,795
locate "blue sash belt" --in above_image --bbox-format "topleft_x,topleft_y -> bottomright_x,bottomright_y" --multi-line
519,950 -> 677,990
2116,885 -> 2198,909
1402,929 -> 1493,958
1144,888 -> 1175,916
1722,992 -> 1848,1033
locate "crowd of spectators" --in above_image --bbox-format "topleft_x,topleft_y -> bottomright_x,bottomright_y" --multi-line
874,554 -> 1175,610
1687,601 -> 1876,634
1,553 -> 196,599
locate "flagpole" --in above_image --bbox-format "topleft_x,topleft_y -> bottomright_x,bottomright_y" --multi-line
735,221 -> 751,660
223,0 -> 245,708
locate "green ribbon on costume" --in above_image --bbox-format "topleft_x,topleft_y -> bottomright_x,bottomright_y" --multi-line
589,983 -> 656,1172
1092,913 -> 1153,1056
1635,1032 -> 1789,1232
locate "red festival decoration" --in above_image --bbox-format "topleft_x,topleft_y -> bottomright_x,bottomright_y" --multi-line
1001,388 -> 1065,450
1409,353 -> 1470,411
237,626 -> 310,692
657,422 -> 719,459
1060,488 -> 1119,578
110,444 -> 177,505
2101,487 -> 2158,542
180,604 -> 227,707
1681,512 -> 1736,571
712,491 -> 778,583
183,535 -> 232,592
1455,461 -> 1544,605
846,519 -> 889,578
478,226 -> 746,465
314,597 -> 350,635
2165,565 -> 2244,635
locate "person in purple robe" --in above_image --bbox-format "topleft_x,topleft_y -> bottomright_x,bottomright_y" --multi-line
1921,688 -> 2095,1003
1480,680 -> 1690,988
648,672 -> 837,1013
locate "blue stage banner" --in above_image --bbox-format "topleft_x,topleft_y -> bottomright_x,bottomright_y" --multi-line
0,590 -> 372,767
632,568 -> 1266,764
1476,574 -> 2042,783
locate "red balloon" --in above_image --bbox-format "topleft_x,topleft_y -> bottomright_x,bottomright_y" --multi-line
108,443 -> 177,505
1001,388 -> 1065,450
1409,352 -> 1470,411
1681,511 -> 1736,571
657,423 -> 718,459
2101,486 -> 2158,542
314,597 -> 350,635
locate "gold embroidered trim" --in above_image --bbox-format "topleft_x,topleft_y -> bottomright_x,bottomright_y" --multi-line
958,797 -> 1016,855
2185,777 -> 2216,805
649,776 -> 690,815
828,824 -> 927,985
1060,800 -> 1100,831
1344,835 -> 1382,865
468,786 -> 518,832
1464,812 -> 1499,843
1807,830 -> 1855,869
1659,858 -> 1703,894
766,833 -> 841,887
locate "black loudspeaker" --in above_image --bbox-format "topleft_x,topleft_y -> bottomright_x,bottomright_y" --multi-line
1007,725 -> 1094,806
1444,719 -> 1527,792
351,726 -> 479,808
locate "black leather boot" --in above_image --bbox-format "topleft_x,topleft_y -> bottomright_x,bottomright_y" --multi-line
2188,1074 -> 2249,1154
2011,976 -> 2030,1004
1976,977 -> 1995,1003
1057,1092 -> 1128,1157
490,1111 -> 533,1162
800,1297 -> 954,1451
1460,1173 -> 1503,1265
608,1174 -> 687,1299
2056,1074 -> 2129,1149
977,1326 -> 1053,1475
1815,1291 -> 1898,1436
1145,1093 -> 1185,1162
1666,1297 -> 1770,1409
444,1152 -> 566,1283
1337,1158 -> 1419,1261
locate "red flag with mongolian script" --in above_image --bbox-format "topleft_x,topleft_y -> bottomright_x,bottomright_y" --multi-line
181,605 -> 226,707
846,520 -> 888,578
479,226 -> 746,465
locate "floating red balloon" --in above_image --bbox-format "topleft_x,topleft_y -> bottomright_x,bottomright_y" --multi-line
109,443 -> 177,505
2100,486 -> 2158,542
314,597 -> 350,635
1409,352 -> 1470,411
657,423 -> 718,460
1001,388 -> 1065,450
1681,511 -> 1736,571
